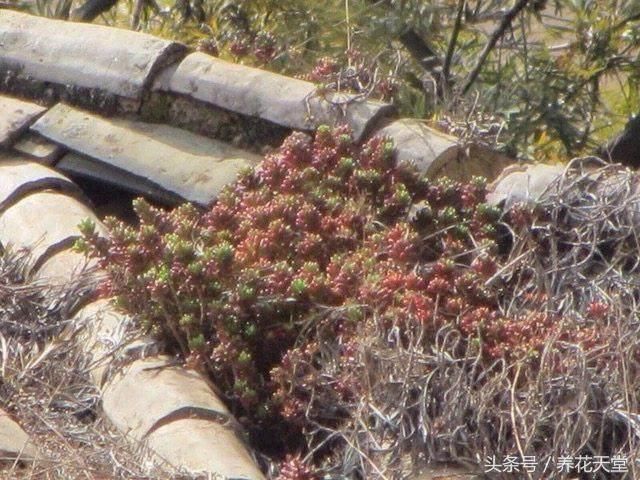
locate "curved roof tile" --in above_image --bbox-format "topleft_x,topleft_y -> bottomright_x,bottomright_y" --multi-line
0,94 -> 46,147
32,103 -> 261,206
154,52 -> 395,141
0,10 -> 187,100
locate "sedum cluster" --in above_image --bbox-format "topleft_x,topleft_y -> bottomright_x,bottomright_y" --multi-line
76,126 -> 606,473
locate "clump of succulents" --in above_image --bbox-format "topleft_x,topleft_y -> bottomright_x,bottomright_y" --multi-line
301,50 -> 398,101
77,127 -> 476,446
215,28 -> 279,64
77,127 -> 620,476
276,455 -> 318,480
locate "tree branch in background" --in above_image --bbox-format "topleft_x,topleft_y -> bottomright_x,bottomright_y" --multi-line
365,0 -> 443,74
461,0 -> 531,95
131,0 -> 159,29
175,0 -> 206,22
131,0 -> 144,28
397,29 -> 443,72
442,0 -> 466,93
174,0 -> 204,23
70,0 -> 118,21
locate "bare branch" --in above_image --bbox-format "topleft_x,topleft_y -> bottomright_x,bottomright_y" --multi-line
397,28 -> 442,72
70,0 -> 118,22
442,0 -> 467,92
461,0 -> 531,95
131,0 -> 159,29
365,0 -> 443,74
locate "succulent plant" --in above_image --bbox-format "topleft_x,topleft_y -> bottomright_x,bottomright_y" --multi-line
80,126 -> 609,470
276,455 -> 318,480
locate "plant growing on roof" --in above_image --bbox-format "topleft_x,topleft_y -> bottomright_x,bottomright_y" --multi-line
77,126 -> 621,476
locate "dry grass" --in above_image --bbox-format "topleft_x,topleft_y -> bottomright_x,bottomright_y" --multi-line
0,247 -> 206,480
4,160 -> 640,479
294,159 -> 640,479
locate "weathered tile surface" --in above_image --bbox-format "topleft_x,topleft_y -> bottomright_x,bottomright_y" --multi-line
33,247 -> 101,292
73,299 -> 265,479
377,119 -> 460,175
0,10 -> 187,100
0,157 -> 85,213
33,104 -> 261,206
146,417 -> 264,478
0,95 -> 46,147
486,163 -> 566,208
452,143 -> 515,182
12,132 -> 66,165
73,299 -> 134,387
0,191 -> 106,272
154,52 -> 394,140
0,409 -> 38,463
58,152 -> 184,206
101,357 -> 231,440
377,119 -> 513,181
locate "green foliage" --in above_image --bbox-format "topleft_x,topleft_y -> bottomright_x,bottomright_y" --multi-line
23,0 -> 640,158
114,0 -> 640,160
